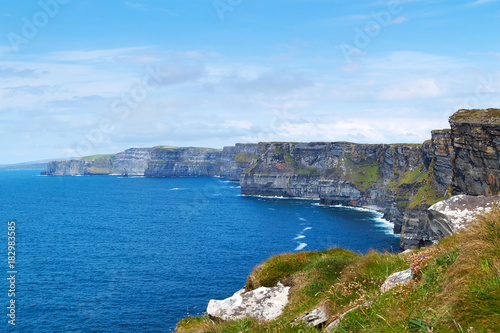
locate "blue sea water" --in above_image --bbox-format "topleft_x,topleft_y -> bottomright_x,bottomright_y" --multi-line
0,170 -> 399,332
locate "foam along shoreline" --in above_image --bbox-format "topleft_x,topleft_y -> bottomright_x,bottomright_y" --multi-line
313,202 -> 398,237
240,194 -> 319,201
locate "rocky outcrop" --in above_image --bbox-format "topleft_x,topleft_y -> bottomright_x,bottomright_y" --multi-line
295,306 -> 329,327
206,283 -> 290,321
450,109 -> 500,196
111,148 -> 152,175
428,194 -> 500,238
380,268 -> 413,293
220,144 -> 260,181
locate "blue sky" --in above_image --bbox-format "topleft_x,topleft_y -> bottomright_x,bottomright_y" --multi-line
0,0 -> 499,164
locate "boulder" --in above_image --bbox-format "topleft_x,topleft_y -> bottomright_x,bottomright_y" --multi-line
295,305 -> 329,327
428,194 -> 500,237
380,268 -> 413,293
206,283 -> 290,321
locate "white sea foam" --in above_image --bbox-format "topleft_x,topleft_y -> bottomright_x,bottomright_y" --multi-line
230,186 -> 241,189
298,217 -> 306,221
294,243 -> 307,251
293,235 -> 306,240
241,194 -> 318,201
316,203 -> 398,237
169,188 -> 184,191
302,227 -> 312,231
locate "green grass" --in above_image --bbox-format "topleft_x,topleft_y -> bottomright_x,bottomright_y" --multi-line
81,154 -> 114,174
407,180 -> 444,209
346,161 -> 380,192
81,154 -> 115,160
450,108 -> 500,123
177,209 -> 500,333
234,152 -> 258,163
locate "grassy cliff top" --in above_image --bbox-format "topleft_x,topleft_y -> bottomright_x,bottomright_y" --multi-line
81,154 -> 115,160
155,146 -> 222,152
177,208 -> 500,333
450,108 -> 500,124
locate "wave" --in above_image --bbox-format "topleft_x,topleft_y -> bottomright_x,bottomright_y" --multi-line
240,194 -> 319,201
315,203 -> 398,236
298,217 -> 307,221
294,243 -> 307,251
293,235 -> 306,240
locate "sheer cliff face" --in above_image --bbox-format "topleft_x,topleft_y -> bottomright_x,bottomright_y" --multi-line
450,109 -> 500,196
41,156 -> 114,176
239,138 -> 453,249
144,147 -> 223,177
220,144 -> 260,181
40,108 -> 500,249
112,148 -> 152,175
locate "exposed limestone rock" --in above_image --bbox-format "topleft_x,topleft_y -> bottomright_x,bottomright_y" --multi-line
41,155 -> 113,176
380,268 -> 413,293
111,148 -> 152,175
41,109 -> 500,250
295,305 -> 329,327
206,283 -> 290,321
220,144 -> 260,181
428,194 -> 500,237
450,109 -> 500,196
240,140 -> 451,249
144,146 -> 222,177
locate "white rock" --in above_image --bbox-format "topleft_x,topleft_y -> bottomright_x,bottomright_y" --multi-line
207,282 -> 290,321
295,306 -> 329,327
428,194 -> 500,237
380,268 -> 413,293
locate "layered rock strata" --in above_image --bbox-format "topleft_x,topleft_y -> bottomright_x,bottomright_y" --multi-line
41,109 -> 500,249
111,148 -> 152,175
239,139 -> 451,249
450,109 -> 500,196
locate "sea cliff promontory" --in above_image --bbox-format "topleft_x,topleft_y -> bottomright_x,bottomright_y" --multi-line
42,109 -> 500,250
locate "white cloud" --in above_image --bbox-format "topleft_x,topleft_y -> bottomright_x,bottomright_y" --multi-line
391,16 -> 408,25
379,78 -> 446,100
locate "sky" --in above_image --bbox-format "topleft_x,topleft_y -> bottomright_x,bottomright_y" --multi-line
0,0 -> 499,164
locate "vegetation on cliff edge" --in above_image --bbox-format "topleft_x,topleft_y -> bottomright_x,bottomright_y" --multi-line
177,208 -> 500,332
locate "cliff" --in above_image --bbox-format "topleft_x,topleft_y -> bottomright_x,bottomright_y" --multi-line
144,146 -> 223,177
41,154 -> 114,176
450,108 -> 500,196
41,144 -> 258,179
239,138 -> 451,249
111,148 -> 152,175
41,108 -> 500,250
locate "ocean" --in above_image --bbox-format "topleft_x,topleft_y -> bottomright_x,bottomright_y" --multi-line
0,170 -> 399,332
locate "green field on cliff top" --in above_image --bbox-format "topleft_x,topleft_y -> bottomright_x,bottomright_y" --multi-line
178,208 -> 500,333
